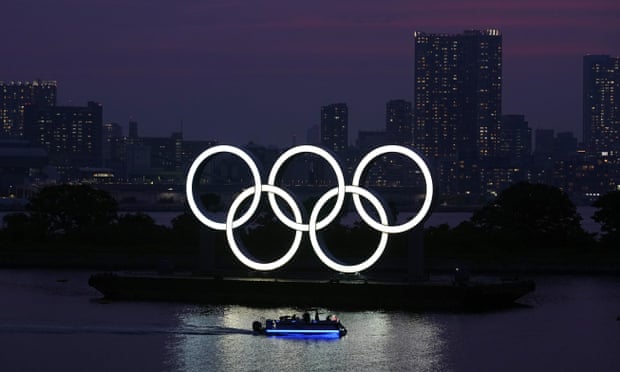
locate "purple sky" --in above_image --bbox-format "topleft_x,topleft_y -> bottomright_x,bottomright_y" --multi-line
2,0 -> 619,147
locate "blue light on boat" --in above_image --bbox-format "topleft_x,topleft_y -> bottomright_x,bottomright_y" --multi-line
265,329 -> 340,335
253,312 -> 347,338
264,329 -> 341,339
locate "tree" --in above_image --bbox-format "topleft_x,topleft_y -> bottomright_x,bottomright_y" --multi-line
171,212 -> 201,246
592,190 -> 620,246
470,182 -> 590,250
26,184 -> 118,236
111,212 -> 170,247
1,212 -> 41,244
199,193 -> 223,212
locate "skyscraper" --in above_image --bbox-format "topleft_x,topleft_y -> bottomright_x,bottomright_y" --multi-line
320,103 -> 348,154
583,54 -> 620,155
386,99 -> 413,146
0,80 -> 57,138
413,29 -> 502,198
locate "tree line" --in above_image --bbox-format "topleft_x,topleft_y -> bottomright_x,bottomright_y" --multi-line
1,182 -> 618,267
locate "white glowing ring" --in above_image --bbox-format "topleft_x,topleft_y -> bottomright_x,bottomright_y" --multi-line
308,185 -> 389,273
186,144 -> 435,273
267,145 -> 345,232
186,145 -> 262,230
352,145 -> 434,234
226,185 -> 303,271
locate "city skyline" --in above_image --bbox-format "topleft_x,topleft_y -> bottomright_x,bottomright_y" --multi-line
2,0 -> 619,147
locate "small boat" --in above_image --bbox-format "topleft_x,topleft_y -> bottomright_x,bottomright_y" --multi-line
252,311 -> 347,338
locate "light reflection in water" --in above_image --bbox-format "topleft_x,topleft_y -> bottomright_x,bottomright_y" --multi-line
168,306 -> 451,372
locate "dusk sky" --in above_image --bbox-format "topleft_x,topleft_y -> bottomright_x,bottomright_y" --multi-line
3,0 -> 619,147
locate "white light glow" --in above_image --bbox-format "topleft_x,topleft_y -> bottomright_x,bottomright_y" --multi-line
186,145 -> 262,230
185,144 -> 435,273
226,185 -> 303,271
351,145 -> 434,234
267,145 -> 345,231
309,185 -> 388,273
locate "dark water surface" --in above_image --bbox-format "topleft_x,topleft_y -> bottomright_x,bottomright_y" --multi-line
0,269 -> 619,371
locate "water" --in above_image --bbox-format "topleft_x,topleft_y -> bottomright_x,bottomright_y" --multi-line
0,270 -> 619,371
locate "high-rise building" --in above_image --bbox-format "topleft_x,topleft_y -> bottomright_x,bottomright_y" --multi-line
0,80 -> 57,138
413,29 -> 502,198
583,55 -> 620,155
24,101 -> 103,179
320,103 -> 348,154
386,99 -> 413,146
500,114 -> 531,167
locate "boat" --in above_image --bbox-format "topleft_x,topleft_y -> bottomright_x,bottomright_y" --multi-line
88,272 -> 535,311
252,311 -> 347,338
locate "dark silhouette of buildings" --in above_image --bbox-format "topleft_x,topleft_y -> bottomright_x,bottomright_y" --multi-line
24,101 -> 103,179
0,140 -> 47,198
320,103 -> 348,154
0,80 -> 57,139
500,114 -> 531,167
3,48 -> 619,206
413,29 -> 502,201
386,99 -> 413,146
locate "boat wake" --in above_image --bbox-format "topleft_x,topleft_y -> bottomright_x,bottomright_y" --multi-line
0,323 -> 253,336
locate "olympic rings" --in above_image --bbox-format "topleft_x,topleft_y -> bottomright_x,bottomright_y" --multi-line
267,145 -> 345,232
352,145 -> 434,234
226,185 -> 304,271
186,145 -> 262,230
309,185 -> 389,273
185,144 -> 434,273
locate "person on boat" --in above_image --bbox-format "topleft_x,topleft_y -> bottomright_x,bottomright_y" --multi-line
302,312 -> 311,323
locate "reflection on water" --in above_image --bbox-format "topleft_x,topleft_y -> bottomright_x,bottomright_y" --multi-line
168,306 -> 450,371
1,270 -> 619,371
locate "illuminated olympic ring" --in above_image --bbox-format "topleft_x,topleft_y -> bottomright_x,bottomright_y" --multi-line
186,144 -> 434,273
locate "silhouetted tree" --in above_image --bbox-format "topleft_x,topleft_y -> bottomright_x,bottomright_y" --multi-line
26,184 -> 118,237
110,212 -> 170,247
471,182 -> 591,250
592,190 -> 620,247
171,212 -> 201,246
1,212 -> 42,244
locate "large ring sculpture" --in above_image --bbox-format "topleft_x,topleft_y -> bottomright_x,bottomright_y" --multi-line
186,144 -> 434,273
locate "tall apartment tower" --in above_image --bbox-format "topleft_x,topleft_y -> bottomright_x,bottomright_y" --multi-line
413,29 -> 502,197
320,103 -> 348,154
0,80 -> 57,138
386,99 -> 413,146
583,55 -> 620,155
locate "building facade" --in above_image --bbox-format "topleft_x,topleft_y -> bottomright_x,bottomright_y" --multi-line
1,80 -> 57,139
500,114 -> 532,167
583,55 -> 620,156
386,99 -> 413,146
413,29 -> 502,201
320,103 -> 348,154
24,101 -> 103,179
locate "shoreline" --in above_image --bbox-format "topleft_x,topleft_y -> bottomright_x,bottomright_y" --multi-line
1,252 -> 618,277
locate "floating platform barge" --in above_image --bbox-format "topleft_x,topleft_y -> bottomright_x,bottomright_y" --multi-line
88,272 -> 535,311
